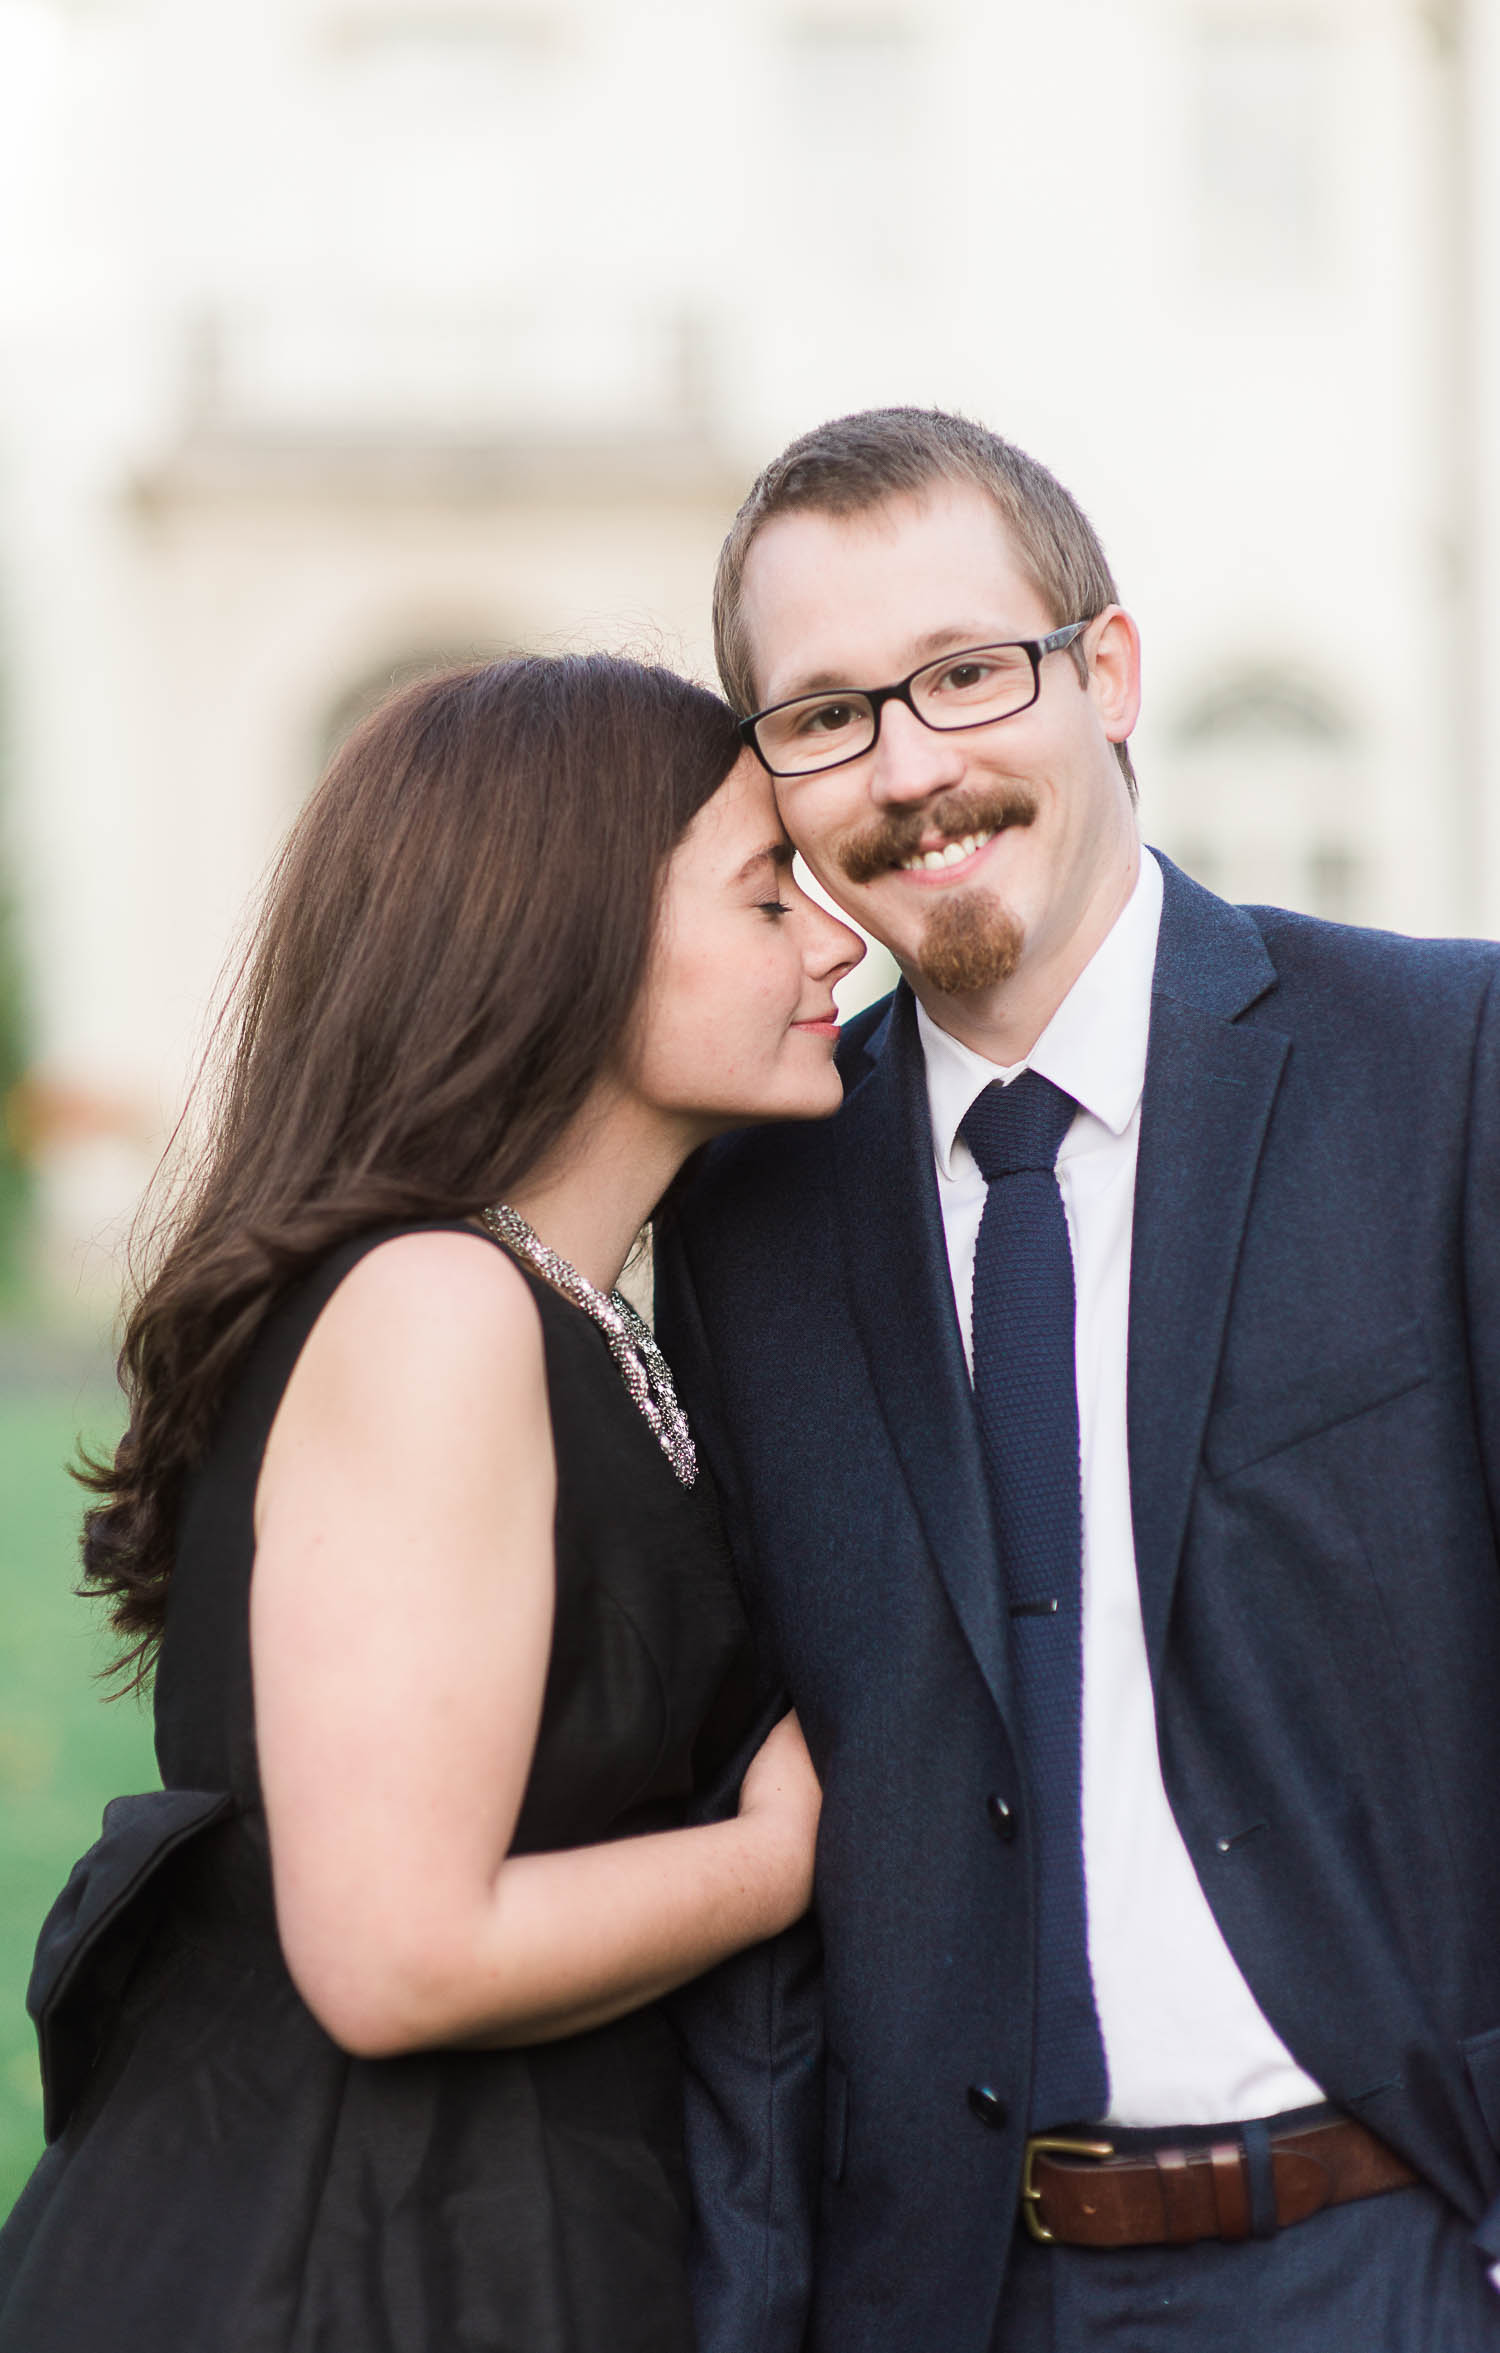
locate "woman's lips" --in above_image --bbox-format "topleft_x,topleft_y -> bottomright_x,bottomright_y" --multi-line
792,1016 -> 841,1038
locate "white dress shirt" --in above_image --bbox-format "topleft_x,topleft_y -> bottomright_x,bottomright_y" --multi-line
915,848 -> 1324,2127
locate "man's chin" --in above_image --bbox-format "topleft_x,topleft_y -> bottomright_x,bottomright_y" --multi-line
798,859 -> 1026,1000
912,891 -> 1024,996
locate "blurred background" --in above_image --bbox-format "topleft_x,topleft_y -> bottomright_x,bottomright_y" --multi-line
1,0 -> 1498,2211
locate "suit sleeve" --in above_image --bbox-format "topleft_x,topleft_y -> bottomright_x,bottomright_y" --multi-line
656,1214 -> 825,2353
1462,959 -> 1500,1554
1463,962 -> 1500,2270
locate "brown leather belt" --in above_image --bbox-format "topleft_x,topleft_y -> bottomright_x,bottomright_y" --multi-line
1021,2117 -> 1417,2248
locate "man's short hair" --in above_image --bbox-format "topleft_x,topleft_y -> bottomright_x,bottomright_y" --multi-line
713,405 -> 1136,796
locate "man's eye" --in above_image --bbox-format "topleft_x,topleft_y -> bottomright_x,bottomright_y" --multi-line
757,900 -> 793,919
794,700 -> 858,736
937,660 -> 996,693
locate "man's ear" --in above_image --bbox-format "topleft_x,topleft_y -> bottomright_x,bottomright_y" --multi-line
1085,606 -> 1142,747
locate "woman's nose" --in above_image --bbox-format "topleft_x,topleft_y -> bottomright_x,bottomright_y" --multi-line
808,905 -> 865,984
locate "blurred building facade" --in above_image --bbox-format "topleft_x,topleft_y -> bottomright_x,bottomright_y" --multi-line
0,0 -> 1496,1298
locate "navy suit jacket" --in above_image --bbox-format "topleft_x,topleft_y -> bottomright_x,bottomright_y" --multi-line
657,856 -> 1500,2353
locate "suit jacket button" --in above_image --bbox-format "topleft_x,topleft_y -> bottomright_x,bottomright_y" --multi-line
987,1793 -> 1017,1841
967,2084 -> 1009,2129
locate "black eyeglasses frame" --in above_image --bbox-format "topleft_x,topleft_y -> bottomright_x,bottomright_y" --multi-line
738,621 -> 1091,780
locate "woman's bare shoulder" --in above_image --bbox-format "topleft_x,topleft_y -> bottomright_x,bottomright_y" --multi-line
268,1228 -> 549,1465
316,1228 -> 540,1347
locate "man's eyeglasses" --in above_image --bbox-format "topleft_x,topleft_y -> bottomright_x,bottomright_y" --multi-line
739,622 -> 1090,780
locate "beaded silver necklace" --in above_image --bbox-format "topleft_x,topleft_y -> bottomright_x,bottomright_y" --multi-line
482,1204 -> 698,1487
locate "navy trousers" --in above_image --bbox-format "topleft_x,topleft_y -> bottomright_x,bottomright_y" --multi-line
994,2183 -> 1500,2352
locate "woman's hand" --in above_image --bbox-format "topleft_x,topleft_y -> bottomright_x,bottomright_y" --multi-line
736,1711 -> 822,1931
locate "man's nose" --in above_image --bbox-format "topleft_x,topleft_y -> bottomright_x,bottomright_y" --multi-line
867,698 -> 967,807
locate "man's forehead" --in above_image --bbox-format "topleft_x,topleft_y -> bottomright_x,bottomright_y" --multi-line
739,484 -> 1049,705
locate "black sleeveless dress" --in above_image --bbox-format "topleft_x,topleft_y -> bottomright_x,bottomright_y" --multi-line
0,1222 -> 762,2353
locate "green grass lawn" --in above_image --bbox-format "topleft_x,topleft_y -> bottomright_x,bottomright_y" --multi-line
0,1386 -> 156,2219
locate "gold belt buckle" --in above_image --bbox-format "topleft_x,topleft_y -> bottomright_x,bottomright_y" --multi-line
1021,2134 -> 1116,2243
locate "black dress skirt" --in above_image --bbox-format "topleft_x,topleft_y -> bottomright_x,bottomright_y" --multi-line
0,1221 -> 763,2352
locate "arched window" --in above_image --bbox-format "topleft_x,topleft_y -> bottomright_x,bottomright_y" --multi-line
1151,667 -> 1362,920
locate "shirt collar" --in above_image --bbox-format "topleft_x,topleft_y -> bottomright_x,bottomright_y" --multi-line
916,846 -> 1164,1179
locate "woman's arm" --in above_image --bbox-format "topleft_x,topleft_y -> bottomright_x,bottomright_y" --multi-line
251,1230 -> 816,2060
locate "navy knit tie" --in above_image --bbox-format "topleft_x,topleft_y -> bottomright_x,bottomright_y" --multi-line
961,1070 -> 1108,2129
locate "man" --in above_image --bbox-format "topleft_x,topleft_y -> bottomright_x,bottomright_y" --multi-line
656,407 -> 1500,2350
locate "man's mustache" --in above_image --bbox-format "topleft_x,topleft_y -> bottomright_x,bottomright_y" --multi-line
835,788 -> 1038,887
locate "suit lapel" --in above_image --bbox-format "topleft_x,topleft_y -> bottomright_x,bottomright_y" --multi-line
835,988 -> 1012,1723
1127,859 -> 1288,1682
833,859 -> 1286,1717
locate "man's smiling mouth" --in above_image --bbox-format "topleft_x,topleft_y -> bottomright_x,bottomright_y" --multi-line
837,788 -> 1038,887
896,828 -> 995,874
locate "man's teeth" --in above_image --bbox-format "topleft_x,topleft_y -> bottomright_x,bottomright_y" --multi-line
897,829 -> 995,874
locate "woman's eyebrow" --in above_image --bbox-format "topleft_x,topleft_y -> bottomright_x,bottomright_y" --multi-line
732,840 -> 794,886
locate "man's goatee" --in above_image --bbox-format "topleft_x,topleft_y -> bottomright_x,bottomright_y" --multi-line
917,894 -> 1024,994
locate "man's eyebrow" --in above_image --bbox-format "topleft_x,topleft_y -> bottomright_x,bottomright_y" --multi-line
774,626 -> 1009,702
909,623 -> 1012,661
732,839 -> 794,884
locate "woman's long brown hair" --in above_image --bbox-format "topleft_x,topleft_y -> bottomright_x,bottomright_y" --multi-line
79,653 -> 742,1686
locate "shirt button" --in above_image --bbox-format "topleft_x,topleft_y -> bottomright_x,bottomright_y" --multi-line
967,2084 -> 1009,2130
987,1793 -> 1017,1841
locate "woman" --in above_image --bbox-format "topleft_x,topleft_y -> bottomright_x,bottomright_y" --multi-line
0,653 -> 863,2352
